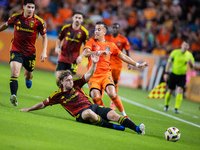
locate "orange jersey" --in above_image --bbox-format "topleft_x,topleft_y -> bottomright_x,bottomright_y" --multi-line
84,38 -> 121,77
105,34 -> 130,69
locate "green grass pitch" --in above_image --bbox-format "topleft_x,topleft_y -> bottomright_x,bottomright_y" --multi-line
0,62 -> 200,150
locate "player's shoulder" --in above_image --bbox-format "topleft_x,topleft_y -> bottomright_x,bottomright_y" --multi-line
33,14 -> 45,23
10,12 -> 23,18
61,24 -> 72,31
118,34 -> 128,41
49,88 -> 62,98
80,26 -> 89,34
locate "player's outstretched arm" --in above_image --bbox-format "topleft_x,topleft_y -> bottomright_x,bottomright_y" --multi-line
118,52 -> 149,69
20,102 -> 46,112
84,53 -> 100,82
41,33 -> 48,62
0,22 -> 9,32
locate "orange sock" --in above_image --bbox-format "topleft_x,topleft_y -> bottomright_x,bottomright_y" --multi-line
92,97 -> 105,106
111,95 -> 124,112
115,83 -> 118,93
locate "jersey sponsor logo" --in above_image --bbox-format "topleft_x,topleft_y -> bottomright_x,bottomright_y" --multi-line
63,92 -> 79,103
16,26 -> 34,33
65,37 -> 79,43
105,46 -> 110,52
29,22 -> 35,28
77,32 -> 82,38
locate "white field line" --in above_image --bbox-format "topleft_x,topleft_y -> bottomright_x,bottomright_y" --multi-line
120,96 -> 200,128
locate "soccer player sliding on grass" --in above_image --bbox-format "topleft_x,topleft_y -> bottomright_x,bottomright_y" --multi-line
20,53 -> 145,135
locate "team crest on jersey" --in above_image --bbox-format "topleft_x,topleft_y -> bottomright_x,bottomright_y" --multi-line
117,42 -> 121,46
29,22 -> 35,28
17,21 -> 21,24
67,32 -> 71,35
77,32 -> 82,38
105,46 -> 110,52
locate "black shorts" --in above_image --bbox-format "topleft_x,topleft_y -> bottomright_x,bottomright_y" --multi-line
56,61 -> 78,75
168,73 -> 186,90
10,51 -> 36,72
74,104 -> 112,124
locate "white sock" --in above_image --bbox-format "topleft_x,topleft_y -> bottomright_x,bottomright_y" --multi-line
120,110 -> 127,116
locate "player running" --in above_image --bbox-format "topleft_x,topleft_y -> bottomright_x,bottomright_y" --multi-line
0,0 -> 48,106
55,12 -> 89,86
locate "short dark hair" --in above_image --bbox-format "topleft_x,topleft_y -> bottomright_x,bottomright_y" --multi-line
96,21 -> 108,31
24,0 -> 35,5
58,70 -> 72,88
112,23 -> 120,28
184,39 -> 190,45
73,12 -> 84,17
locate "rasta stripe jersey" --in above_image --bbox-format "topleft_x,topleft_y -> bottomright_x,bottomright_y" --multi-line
84,38 -> 121,77
58,24 -> 89,64
7,12 -> 47,57
43,76 -> 92,117
168,49 -> 195,75
105,34 -> 130,69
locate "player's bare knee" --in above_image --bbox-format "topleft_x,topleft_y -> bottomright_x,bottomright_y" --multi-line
11,69 -> 20,77
82,109 -> 94,119
108,92 -> 116,98
107,110 -> 120,122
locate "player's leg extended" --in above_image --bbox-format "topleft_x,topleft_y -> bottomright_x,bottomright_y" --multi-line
107,110 -> 145,135
106,85 -> 128,117
10,61 -> 22,106
110,69 -> 120,110
174,86 -> 183,113
81,108 -> 124,131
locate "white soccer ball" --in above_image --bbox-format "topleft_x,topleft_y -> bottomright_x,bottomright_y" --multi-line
165,127 -> 181,142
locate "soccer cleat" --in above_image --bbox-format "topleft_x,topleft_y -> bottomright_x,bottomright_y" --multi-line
124,115 -> 132,121
174,108 -> 179,114
110,102 -> 116,110
112,124 -> 125,131
136,123 -> 145,135
164,105 -> 169,111
26,80 -> 32,89
10,94 -> 18,106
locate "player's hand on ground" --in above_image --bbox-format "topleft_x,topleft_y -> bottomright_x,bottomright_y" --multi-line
138,62 -> 149,69
41,51 -> 47,62
55,47 -> 61,55
19,108 -> 29,112
91,53 -> 100,63
76,55 -> 82,64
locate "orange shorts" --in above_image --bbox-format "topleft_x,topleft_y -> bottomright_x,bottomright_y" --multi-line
88,72 -> 115,92
111,68 -> 121,82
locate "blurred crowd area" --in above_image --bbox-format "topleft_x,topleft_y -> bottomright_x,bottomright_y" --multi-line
0,0 -> 200,62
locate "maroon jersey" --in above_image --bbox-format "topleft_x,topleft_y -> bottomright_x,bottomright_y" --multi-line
7,12 -> 47,57
58,24 -> 89,63
43,76 -> 92,117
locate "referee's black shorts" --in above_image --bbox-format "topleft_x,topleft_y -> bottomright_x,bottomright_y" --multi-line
168,72 -> 186,90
